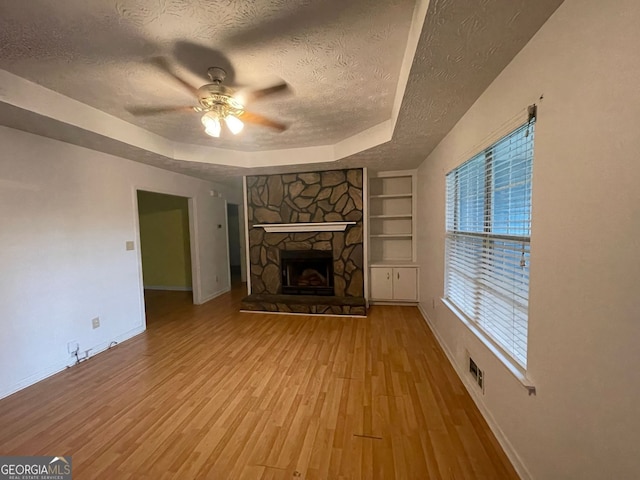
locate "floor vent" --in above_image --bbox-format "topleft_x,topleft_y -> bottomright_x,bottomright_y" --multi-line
469,356 -> 484,393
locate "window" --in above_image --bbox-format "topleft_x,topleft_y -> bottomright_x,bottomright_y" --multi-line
445,120 -> 534,368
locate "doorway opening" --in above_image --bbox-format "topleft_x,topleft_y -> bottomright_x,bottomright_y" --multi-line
227,203 -> 242,286
137,191 -> 193,317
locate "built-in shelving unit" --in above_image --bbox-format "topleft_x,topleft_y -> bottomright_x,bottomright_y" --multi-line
368,170 -> 419,303
368,170 -> 417,265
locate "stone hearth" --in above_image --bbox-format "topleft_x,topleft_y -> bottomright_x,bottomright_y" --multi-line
241,294 -> 366,316
243,169 -> 365,316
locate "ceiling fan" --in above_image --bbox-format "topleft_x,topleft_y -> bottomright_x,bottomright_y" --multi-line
128,57 -> 290,138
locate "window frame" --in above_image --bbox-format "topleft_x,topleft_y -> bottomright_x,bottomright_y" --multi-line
444,120 -> 534,372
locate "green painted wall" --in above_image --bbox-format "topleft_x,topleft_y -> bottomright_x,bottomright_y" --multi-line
137,191 -> 192,289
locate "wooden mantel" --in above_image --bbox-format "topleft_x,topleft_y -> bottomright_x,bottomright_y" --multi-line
252,222 -> 356,233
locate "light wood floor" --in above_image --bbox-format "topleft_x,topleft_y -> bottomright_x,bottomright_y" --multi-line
0,285 -> 518,479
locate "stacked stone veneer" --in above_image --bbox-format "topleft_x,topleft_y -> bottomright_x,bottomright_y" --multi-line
245,169 -> 364,314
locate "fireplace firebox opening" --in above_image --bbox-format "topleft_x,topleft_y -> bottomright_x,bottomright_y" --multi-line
280,250 -> 334,296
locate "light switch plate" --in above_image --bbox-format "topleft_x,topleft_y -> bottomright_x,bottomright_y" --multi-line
126,241 -> 135,251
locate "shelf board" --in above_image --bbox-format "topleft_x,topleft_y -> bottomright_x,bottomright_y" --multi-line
370,260 -> 418,267
370,233 -> 413,238
370,214 -> 412,219
370,193 -> 413,199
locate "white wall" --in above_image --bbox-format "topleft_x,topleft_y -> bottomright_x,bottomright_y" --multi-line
416,0 -> 640,478
0,126 -> 237,399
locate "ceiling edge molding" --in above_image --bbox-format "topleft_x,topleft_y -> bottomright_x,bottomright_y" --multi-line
0,69 -> 174,158
391,0 -> 430,132
0,57 -> 405,169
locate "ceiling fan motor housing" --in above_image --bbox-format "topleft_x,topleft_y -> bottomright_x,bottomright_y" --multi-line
197,84 -> 244,115
207,67 -> 227,83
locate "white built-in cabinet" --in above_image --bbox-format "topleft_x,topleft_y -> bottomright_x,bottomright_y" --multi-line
368,170 -> 419,303
370,266 -> 418,302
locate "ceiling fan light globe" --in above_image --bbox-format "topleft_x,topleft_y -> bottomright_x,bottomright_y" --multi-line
225,114 -> 244,135
201,112 -> 221,137
200,111 -> 216,127
204,126 -> 221,138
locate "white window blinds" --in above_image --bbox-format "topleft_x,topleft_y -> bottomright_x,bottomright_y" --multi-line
445,120 -> 534,367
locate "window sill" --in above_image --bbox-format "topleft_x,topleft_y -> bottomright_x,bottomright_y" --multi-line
441,298 -> 536,395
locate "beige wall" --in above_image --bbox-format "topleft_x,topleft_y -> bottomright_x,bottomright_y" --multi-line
138,191 -> 192,290
416,0 -> 640,478
0,126 -> 236,399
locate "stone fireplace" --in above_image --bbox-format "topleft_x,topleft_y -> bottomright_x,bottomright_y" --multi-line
241,169 -> 366,316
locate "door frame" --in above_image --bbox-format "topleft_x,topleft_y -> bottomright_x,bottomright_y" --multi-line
132,186 -> 201,328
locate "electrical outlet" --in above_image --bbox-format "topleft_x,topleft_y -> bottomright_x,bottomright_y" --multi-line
67,341 -> 79,354
215,275 -> 219,283
126,241 -> 135,251
91,317 -> 100,329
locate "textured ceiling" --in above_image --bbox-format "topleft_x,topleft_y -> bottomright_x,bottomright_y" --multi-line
0,0 -> 564,180
0,0 -> 414,151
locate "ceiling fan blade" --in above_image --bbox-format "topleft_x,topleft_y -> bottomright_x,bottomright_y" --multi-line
126,105 -> 196,116
243,82 -> 291,103
149,56 -> 200,98
223,0 -> 354,48
241,111 -> 288,132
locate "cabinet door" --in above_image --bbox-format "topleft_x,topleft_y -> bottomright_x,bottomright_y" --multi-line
392,267 -> 417,301
370,267 -> 393,300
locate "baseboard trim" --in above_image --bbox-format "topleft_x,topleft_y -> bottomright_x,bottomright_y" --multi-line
0,325 -> 146,401
369,300 -> 418,306
197,286 -> 230,305
417,304 -> 531,480
144,285 -> 193,291
240,309 -> 366,318
0,363 -> 69,402
83,325 -> 146,361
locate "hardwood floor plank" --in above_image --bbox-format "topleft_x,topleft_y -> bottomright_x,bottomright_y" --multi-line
0,285 -> 519,479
